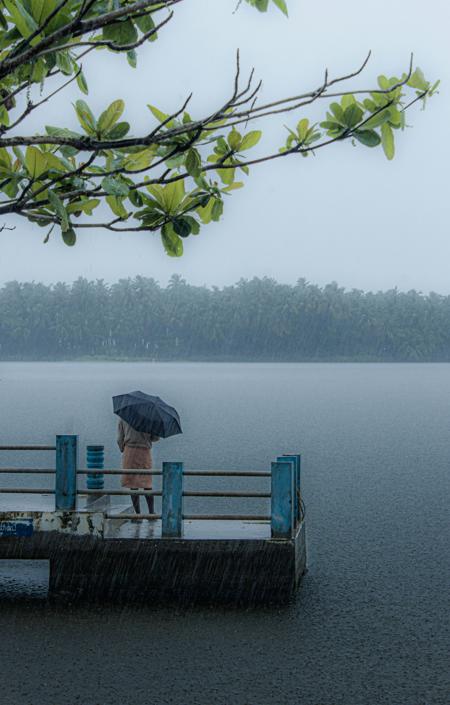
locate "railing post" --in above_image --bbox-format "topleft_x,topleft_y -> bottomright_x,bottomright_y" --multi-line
162,462 -> 183,538
55,435 -> 77,511
281,454 -> 301,527
271,460 -> 294,538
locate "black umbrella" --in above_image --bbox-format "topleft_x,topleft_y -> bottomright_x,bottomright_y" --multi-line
112,391 -> 182,438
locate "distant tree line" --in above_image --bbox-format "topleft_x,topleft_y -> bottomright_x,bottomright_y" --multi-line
0,275 -> 449,361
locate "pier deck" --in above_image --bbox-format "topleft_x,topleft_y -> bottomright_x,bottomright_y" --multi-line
0,440 -> 306,605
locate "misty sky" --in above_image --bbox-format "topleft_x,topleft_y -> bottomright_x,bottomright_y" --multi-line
0,0 -> 448,292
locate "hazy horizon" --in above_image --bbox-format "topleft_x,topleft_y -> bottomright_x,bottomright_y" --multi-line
2,272 -> 450,297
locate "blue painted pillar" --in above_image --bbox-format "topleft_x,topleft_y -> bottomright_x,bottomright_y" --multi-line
86,445 -> 104,490
281,454 -> 301,526
55,435 -> 78,511
162,462 -> 183,538
271,460 -> 294,539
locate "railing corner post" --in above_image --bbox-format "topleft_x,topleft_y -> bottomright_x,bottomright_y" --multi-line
55,435 -> 78,511
271,459 -> 294,539
162,461 -> 183,537
281,454 -> 301,527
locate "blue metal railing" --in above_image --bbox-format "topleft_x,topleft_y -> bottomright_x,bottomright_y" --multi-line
0,437 -> 303,539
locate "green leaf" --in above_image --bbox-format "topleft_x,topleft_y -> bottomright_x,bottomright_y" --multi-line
407,68 -> 429,92
185,149 -> 202,177
124,148 -> 154,170
148,104 -> 171,125
31,0 -> 58,26
211,199 -> 224,221
0,148 -> 12,170
127,50 -> 137,68
222,182 -> 244,192
74,99 -> 96,134
381,123 -> 395,160
76,69 -> 89,95
25,146 -> 48,179
55,51 -> 72,75
162,180 -> 185,213
377,75 -> 390,90
12,147 -> 26,167
62,226 -> 76,246
48,191 -> 69,231
320,120 -> 342,131
161,223 -> 183,257
3,0 -> 39,39
66,199 -> 100,215
329,103 -> 344,123
240,131 -> 262,150
172,217 -> 192,238
98,99 -> 125,134
341,95 -> 357,111
135,13 -> 155,33
343,104 -> 363,128
251,0 -> 269,11
148,181 -> 185,214
103,19 -> 138,46
228,129 -> 242,151
387,107 -> 402,128
181,215 -> 200,235
363,110 -> 390,129
217,167 -> 235,185
101,176 -> 130,196
106,195 -> 128,218
353,130 -> 381,147
106,121 -> 130,139
45,152 -> 65,172
197,197 -> 214,224
272,0 -> 288,15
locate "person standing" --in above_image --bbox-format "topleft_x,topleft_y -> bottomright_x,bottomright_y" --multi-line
117,418 -> 159,516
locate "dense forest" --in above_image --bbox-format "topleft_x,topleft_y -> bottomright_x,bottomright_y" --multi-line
0,276 -> 449,361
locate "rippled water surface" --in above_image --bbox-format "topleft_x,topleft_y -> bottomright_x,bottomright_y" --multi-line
0,362 -> 449,705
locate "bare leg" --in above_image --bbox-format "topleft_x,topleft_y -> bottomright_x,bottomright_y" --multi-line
145,495 -> 154,516
131,493 -> 140,514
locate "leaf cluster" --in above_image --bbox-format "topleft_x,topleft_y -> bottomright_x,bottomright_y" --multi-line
0,0 -> 438,254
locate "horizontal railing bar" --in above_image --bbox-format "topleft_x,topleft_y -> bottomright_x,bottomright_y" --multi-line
0,446 -> 56,451
0,488 -> 55,494
182,491 -> 271,498
183,515 -> 270,521
80,489 -> 161,496
106,513 -> 161,520
0,468 -> 55,473
78,469 -> 159,475
79,489 -> 270,498
184,471 -> 271,477
77,469 -> 271,477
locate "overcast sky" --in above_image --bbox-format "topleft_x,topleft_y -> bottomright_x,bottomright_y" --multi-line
0,0 -> 448,292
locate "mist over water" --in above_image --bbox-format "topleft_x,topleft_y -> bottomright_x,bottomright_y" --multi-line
0,362 -> 449,705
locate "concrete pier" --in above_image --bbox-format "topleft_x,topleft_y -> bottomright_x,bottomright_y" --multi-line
0,510 -> 306,605
0,439 -> 306,605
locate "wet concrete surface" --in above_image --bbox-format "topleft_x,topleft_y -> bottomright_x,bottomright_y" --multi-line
106,517 -> 271,540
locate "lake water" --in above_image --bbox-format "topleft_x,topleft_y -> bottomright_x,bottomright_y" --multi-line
0,362 -> 449,705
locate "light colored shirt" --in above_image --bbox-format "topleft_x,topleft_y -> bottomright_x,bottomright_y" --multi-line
117,419 -> 160,452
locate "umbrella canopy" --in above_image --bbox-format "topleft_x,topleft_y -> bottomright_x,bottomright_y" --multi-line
112,391 -> 182,438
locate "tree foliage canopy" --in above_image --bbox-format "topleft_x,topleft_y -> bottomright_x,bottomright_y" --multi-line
0,0 -> 438,253
1,275 -> 450,361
